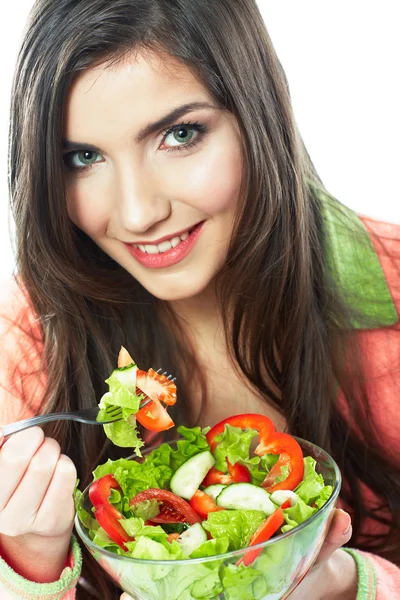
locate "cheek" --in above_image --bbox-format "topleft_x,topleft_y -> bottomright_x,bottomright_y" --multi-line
66,182 -> 110,236
174,143 -> 243,215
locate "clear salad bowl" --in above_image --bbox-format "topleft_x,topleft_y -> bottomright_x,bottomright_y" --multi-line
75,437 -> 341,600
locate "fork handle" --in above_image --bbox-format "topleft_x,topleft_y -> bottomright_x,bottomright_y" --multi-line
1,414 -> 69,438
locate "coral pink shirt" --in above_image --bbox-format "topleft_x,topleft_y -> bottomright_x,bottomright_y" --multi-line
0,214 -> 399,599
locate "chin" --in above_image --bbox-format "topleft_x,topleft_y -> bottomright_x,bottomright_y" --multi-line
129,270 -> 214,302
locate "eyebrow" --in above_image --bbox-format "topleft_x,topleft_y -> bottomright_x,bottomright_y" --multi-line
62,101 -> 217,152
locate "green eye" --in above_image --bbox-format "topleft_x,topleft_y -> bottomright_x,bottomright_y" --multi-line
172,127 -> 194,144
64,150 -> 103,169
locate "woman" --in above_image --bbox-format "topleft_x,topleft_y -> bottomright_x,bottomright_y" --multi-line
0,0 -> 399,598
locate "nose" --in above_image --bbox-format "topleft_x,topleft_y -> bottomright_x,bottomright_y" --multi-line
115,161 -> 171,233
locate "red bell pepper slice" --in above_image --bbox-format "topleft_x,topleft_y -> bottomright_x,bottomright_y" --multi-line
206,414 -> 304,493
259,433 -> 304,493
129,489 -> 202,524
93,505 -> 133,551
237,499 -> 290,566
202,459 -> 251,487
206,414 -> 276,453
189,490 -> 224,520
89,474 -> 133,550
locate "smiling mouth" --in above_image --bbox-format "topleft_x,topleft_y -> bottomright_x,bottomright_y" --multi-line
131,225 -> 200,254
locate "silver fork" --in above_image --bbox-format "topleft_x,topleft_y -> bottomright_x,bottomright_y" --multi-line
1,370 -> 176,438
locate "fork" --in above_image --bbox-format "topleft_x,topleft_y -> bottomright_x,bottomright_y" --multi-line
1,369 -> 176,438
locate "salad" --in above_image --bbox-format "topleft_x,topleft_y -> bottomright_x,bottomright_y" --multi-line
75,349 -> 335,599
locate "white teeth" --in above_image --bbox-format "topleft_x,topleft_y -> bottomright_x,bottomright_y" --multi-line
134,229 -> 191,254
158,240 -> 173,253
144,244 -> 159,254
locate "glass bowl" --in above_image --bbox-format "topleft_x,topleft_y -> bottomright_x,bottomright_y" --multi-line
75,437 -> 341,600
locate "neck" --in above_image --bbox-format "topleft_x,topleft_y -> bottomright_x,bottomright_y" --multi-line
168,282 -> 223,342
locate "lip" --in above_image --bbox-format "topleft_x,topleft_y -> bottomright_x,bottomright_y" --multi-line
124,221 -> 205,269
129,224 -> 199,246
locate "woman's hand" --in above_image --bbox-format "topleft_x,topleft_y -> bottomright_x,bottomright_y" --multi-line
287,509 -> 356,600
120,509 -> 356,600
0,426 -> 77,583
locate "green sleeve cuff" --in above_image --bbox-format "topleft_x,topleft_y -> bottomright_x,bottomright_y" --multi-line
0,534 -> 82,599
344,548 -> 377,600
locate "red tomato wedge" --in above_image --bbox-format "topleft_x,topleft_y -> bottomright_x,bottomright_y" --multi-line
236,501 -> 290,566
135,396 -> 174,432
136,368 -> 177,407
206,414 -> 304,493
129,489 -> 202,525
202,459 -> 251,487
189,490 -> 224,520
89,475 -> 134,550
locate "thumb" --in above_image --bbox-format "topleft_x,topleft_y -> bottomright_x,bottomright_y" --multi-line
315,509 -> 352,565
120,594 -> 134,600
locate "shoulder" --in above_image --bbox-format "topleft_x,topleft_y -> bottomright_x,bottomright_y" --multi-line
354,216 -> 400,464
359,214 -> 400,318
0,278 -> 45,424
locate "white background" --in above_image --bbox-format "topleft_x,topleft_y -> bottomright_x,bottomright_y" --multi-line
0,1 -> 399,280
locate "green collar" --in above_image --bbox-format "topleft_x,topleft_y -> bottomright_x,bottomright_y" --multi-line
315,186 -> 398,329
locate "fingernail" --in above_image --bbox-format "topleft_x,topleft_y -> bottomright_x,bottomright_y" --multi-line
343,521 -> 352,536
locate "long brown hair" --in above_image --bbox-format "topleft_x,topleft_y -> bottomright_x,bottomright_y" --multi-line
8,0 -> 399,596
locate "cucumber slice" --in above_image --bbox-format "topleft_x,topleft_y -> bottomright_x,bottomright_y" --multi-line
177,523 -> 207,557
111,364 -> 138,390
170,451 -> 215,500
270,490 -> 298,507
216,483 -> 276,515
203,484 -> 226,501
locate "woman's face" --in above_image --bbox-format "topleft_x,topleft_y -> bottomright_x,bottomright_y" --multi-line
64,51 -> 243,301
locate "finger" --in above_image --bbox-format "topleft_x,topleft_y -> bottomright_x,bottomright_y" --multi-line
120,595 -> 134,600
1,438 -> 61,527
0,427 -> 45,510
34,454 -> 77,536
0,428 -> 4,448
314,509 -> 352,565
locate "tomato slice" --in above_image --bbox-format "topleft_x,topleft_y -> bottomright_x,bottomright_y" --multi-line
237,505 -> 287,566
202,460 -> 251,487
136,397 -> 174,432
189,490 -> 223,520
129,489 -> 202,525
136,369 -> 177,407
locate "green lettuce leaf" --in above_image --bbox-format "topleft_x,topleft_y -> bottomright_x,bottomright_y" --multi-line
125,536 -> 185,561
295,456 -> 333,506
213,424 -> 259,472
281,497 -> 317,533
202,510 -> 265,551
103,416 -> 144,455
92,456 -> 172,504
221,563 -> 267,600
98,368 -> 143,453
73,485 -> 99,531
189,536 -> 230,558
170,426 -> 210,470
